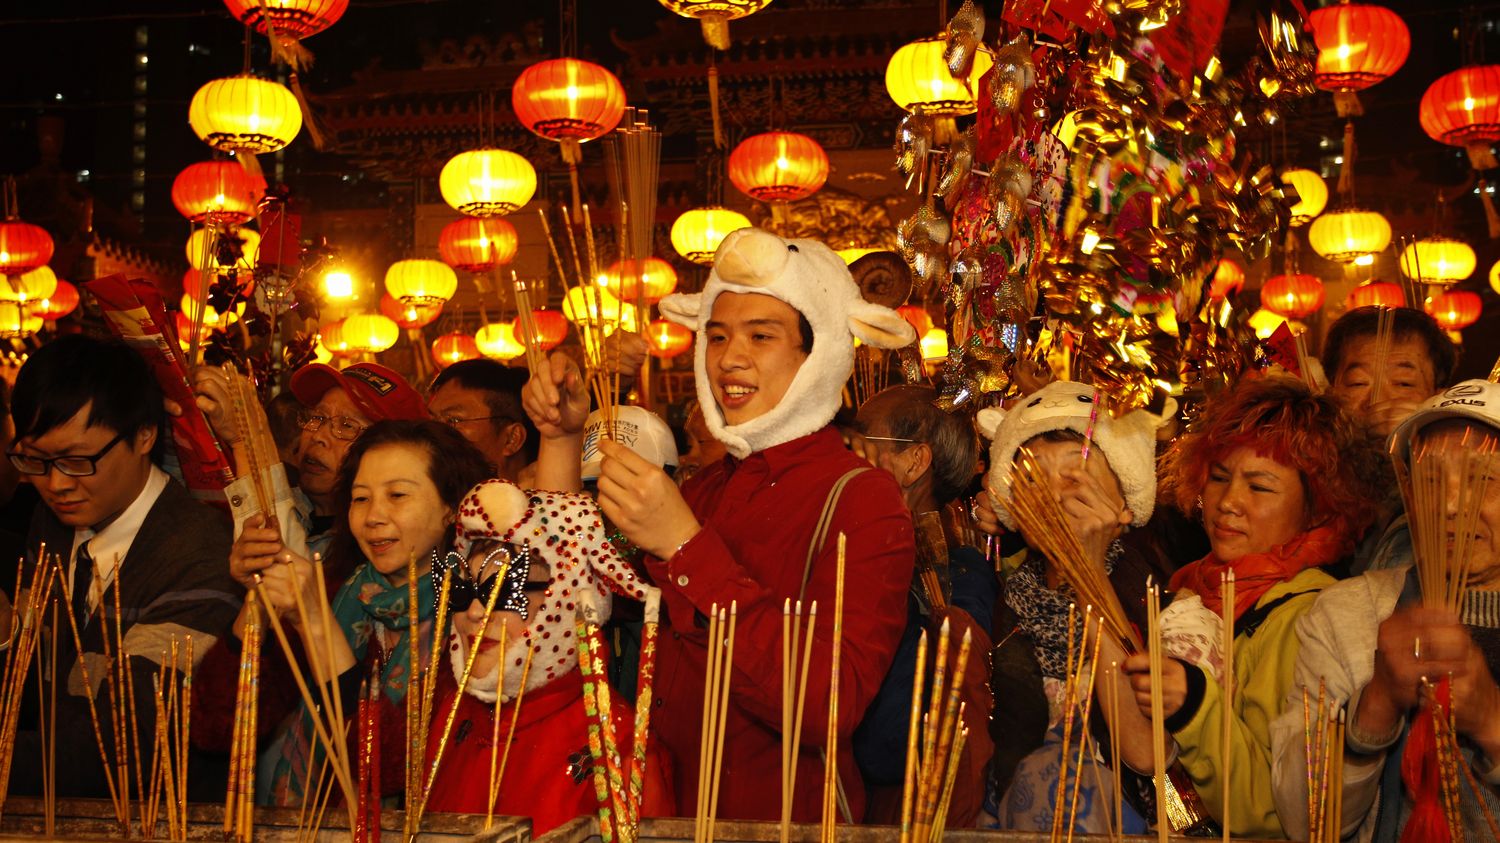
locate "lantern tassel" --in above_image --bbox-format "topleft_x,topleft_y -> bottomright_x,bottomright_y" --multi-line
1467,143 -> 1499,172
1480,179 -> 1500,240
266,34 -> 315,75
1332,91 -> 1363,119
707,67 -> 725,150
1337,121 -> 1357,197
288,73 -> 329,152
699,14 -> 731,50
234,151 -> 265,185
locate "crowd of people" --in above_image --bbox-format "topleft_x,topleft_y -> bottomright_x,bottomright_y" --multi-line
1,226 -> 1498,840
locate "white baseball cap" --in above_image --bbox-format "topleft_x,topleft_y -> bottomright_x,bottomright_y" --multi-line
581,405 -> 679,481
1391,379 -> 1500,465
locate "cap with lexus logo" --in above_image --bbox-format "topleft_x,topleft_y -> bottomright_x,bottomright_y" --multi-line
1391,379 -> 1500,464
290,362 -> 428,422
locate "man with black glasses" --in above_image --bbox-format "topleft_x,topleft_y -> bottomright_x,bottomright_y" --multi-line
3,334 -> 239,798
427,358 -> 536,482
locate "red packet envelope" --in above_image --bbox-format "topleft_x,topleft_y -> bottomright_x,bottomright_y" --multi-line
1150,0 -> 1229,79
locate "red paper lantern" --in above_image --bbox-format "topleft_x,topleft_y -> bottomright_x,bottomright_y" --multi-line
171,161 -> 265,225
645,319 -> 693,359
222,0 -> 349,39
1261,273 -> 1325,319
606,257 -> 679,304
1308,3 -> 1409,93
438,216 -> 518,274
432,331 -> 481,369
511,58 -> 626,145
28,279 -> 78,321
0,221 -> 53,276
897,304 -> 932,336
728,132 -> 829,203
1209,259 -> 1245,299
1425,290 -> 1483,331
1420,66 -> 1500,155
1346,281 -> 1406,310
511,309 -> 568,352
379,294 -> 442,330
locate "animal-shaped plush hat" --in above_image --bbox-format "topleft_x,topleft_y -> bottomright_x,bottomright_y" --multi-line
976,381 -> 1176,531
658,227 -> 916,458
450,479 -> 659,703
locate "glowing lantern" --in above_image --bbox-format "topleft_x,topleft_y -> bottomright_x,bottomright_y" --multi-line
0,220 -> 54,276
1490,260 -> 1500,295
897,304 -> 932,336
645,319 -> 693,359
438,149 -> 536,217
1426,290 -> 1483,331
561,287 -> 638,329
1308,4 -> 1410,93
919,328 -> 948,360
28,279 -> 78,321
512,59 -> 625,160
379,294 -> 441,330
1209,260 -> 1246,299
511,309 -> 568,352
475,322 -> 526,361
384,259 -> 458,307
0,265 -> 57,304
438,217 -> 518,274
657,0 -> 772,49
342,313 -> 399,354
180,293 -> 245,323
1248,308 -> 1299,340
323,269 -> 354,300
1261,273 -> 1326,319
432,332 -> 481,368
187,227 -> 261,271
1281,170 -> 1328,227
222,0 -> 349,39
0,303 -> 43,339
605,257 -> 678,304
837,248 -> 882,264
1308,207 -> 1391,264
1419,65 -> 1500,167
171,161 -> 264,225
670,207 -> 751,265
1346,281 -> 1406,310
885,36 -> 996,117
320,319 -> 348,354
1399,237 -> 1476,286
188,75 -> 302,155
728,132 -> 829,203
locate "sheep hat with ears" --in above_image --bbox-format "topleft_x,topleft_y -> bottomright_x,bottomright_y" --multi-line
658,227 -> 916,459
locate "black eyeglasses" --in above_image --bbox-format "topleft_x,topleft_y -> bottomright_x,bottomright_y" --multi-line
8,432 -> 126,477
297,409 -> 367,441
435,413 -> 514,428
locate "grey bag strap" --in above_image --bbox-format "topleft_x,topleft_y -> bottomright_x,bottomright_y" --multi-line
798,467 -> 869,604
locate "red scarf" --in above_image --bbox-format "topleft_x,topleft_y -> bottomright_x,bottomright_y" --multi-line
1169,524 -> 1350,622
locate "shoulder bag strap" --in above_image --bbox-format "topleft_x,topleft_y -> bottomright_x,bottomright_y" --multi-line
798,467 -> 870,604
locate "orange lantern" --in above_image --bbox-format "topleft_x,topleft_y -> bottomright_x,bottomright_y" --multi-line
1420,65 -> 1500,167
511,309 -> 568,352
0,220 -> 53,276
1346,281 -> 1406,310
438,217 -> 518,274
897,304 -> 932,336
511,58 -> 626,162
728,132 -> 829,203
432,331 -> 481,368
646,319 -> 693,358
222,0 -> 348,39
1425,290 -> 1483,331
1308,3 -> 1409,93
343,313 -> 399,354
320,319 -> 348,355
1209,260 -> 1245,299
1261,273 -> 1325,319
28,279 -> 78,321
171,161 -> 265,225
379,294 -> 441,330
605,257 -> 678,304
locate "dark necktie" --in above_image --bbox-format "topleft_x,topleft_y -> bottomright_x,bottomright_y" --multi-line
71,541 -> 95,626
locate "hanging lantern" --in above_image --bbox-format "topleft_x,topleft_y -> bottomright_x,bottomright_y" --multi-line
310,335 -> 334,364
28,279 -> 78,321
1426,290 -> 1483,331
1399,236 -> 1476,285
320,319 -> 348,354
919,327 -> 948,360
342,313 -> 399,354
475,322 -> 526,361
438,149 -> 536,217
1248,308 -> 1298,340
189,75 -> 302,155
670,207 -> 751,265
1307,207 -> 1391,264
1261,273 -> 1326,319
384,259 -> 458,307
897,304 -> 932,336
222,0 -> 349,40
438,217 -> 518,274
1281,170 -> 1328,227
511,58 -> 626,161
1209,260 -> 1246,299
0,303 -> 43,339
379,293 -> 441,330
728,132 -> 829,203
186,227 -> 261,272
605,257 -> 678,304
0,220 -> 54,276
1308,4 -> 1410,93
0,265 -> 57,304
657,0 -> 772,50
1490,260 -> 1500,295
885,36 -> 996,117
1346,281 -> 1406,310
561,287 -> 638,329
511,309 -> 568,352
171,160 -> 264,225
1420,65 -> 1500,168
432,332 -> 481,368
645,319 -> 693,359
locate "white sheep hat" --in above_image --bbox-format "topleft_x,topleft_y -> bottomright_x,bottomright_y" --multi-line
975,381 -> 1175,531
658,227 -> 916,458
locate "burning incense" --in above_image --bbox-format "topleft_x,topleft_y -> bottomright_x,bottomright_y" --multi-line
1398,429 -> 1496,612
1369,306 -> 1394,405
1220,572 -> 1235,841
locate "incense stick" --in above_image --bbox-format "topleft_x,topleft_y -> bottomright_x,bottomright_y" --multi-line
897,629 -> 928,843
708,603 -> 738,843
624,590 -> 662,839
821,537 -> 847,843
487,643 -> 534,830
1148,581 -> 1168,843
1220,572 -> 1235,840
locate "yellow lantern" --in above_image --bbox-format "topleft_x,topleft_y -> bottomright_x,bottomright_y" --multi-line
179,293 -> 245,327
188,75 -> 302,154
561,286 -> 639,329
1399,236 -> 1476,285
186,227 -> 261,271
885,36 -> 996,116
384,259 -> 458,307
0,302 -> 43,339
1247,308 -> 1309,340
657,0 -> 771,49
438,149 -> 536,217
1307,207 -> 1391,264
670,207 -> 751,265
320,319 -> 348,354
0,265 -> 57,303
1489,260 -> 1500,295
341,313 -> 399,354
1281,169 -> 1328,227
311,335 -> 333,364
919,327 -> 948,360
475,322 -> 526,361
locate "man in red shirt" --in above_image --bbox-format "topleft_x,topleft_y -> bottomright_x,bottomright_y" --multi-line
531,228 -> 918,821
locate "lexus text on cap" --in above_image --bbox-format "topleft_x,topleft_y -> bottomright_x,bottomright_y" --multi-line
1391,379 -> 1500,465
290,362 -> 429,422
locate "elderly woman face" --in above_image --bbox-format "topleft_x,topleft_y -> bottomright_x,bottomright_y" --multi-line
1202,446 -> 1309,562
1414,419 -> 1500,589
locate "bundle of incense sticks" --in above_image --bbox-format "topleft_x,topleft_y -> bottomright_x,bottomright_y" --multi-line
355,664 -> 381,843
576,610 -> 626,843
143,637 -> 193,841
624,589 -> 663,837
1430,679 -> 1500,840
34,593 -> 59,837
1395,428 -> 1496,612
510,273 -> 549,375
1293,330 -> 1315,391
1368,306 -> 1395,405
1301,682 -> 1345,843
781,599 -> 819,843
1107,661 -> 1124,843
221,363 -> 282,525
997,449 -> 1143,651
486,636 -> 534,831
55,553 -> 128,832
1220,572 -> 1235,842
820,536 -> 850,843
603,110 -> 661,406
694,602 -> 737,843
405,564 -> 453,841
225,589 -> 261,843
898,616 -> 972,843
1051,608 -> 1105,843
1147,580 -> 1169,843
187,225 -> 219,366
0,558 -> 59,821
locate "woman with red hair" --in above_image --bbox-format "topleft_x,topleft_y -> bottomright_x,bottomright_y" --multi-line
1097,375 -> 1385,838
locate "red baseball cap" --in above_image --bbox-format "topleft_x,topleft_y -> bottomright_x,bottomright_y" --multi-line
290,362 -> 428,422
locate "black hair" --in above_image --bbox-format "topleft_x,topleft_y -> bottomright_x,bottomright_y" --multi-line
429,359 -> 539,461
797,313 -> 814,354
265,391 -> 304,455
12,334 -> 164,443
1324,306 -> 1459,389
861,385 -> 978,505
